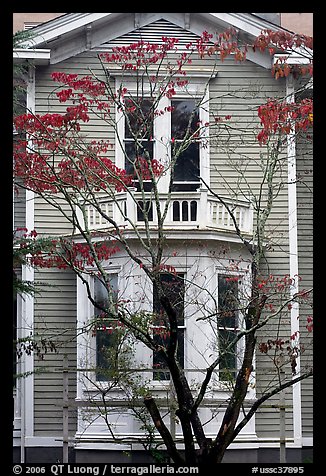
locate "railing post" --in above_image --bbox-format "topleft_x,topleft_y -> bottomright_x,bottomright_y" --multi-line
198,188 -> 208,229
113,194 -> 126,225
126,188 -> 137,224
247,198 -> 254,234
75,201 -> 86,231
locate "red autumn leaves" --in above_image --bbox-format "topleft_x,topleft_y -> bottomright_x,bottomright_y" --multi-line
257,98 -> 313,145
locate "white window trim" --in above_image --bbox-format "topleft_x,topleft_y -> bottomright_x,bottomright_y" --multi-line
114,78 -> 210,191
212,265 -> 255,396
77,267 -> 122,395
151,269 -> 187,385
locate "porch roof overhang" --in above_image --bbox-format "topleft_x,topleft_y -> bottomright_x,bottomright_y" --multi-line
13,47 -> 51,65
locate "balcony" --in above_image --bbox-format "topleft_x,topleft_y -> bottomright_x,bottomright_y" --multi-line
77,190 -> 253,236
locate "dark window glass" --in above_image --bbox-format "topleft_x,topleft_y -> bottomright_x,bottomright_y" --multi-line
171,100 -> 200,189
124,99 -> 154,180
190,201 -> 197,221
171,100 -> 199,140
173,201 -> 180,221
137,200 -> 153,221
174,142 -> 199,182
152,273 -> 185,380
124,141 -> 154,175
218,275 -> 239,381
125,98 -> 153,139
94,275 -> 119,381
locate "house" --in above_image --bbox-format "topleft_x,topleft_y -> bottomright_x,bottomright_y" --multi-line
13,13 -> 313,464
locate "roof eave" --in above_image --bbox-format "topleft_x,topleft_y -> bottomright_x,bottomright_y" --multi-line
17,13 -> 113,49
13,48 -> 51,65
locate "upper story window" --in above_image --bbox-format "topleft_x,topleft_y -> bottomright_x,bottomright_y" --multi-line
117,84 -> 209,195
171,99 -> 200,191
124,98 -> 154,192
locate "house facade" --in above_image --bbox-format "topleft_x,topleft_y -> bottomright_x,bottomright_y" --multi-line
13,13 -> 313,464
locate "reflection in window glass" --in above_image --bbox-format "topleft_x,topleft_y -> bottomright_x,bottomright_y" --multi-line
124,99 -> 154,178
218,275 -> 239,381
152,273 -> 185,380
94,275 -> 119,381
171,100 -> 200,190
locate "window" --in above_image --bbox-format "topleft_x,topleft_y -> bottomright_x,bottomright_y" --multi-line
121,97 -> 201,191
152,273 -> 185,380
124,98 -> 154,191
217,275 -> 239,382
171,99 -> 200,191
93,274 -> 119,381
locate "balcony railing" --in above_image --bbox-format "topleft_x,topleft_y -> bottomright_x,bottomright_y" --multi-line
77,190 -> 253,235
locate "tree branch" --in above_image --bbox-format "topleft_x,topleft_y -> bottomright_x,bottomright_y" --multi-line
144,395 -> 185,464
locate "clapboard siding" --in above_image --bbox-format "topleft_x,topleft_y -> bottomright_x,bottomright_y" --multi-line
33,46 -> 116,438
14,182 -> 26,231
210,57 -> 294,441
34,267 -> 77,436
296,130 -> 313,439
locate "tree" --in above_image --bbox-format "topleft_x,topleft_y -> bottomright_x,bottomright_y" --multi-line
13,28 -> 313,464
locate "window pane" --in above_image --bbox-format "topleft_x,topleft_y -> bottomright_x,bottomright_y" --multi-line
174,142 -> 200,182
218,275 -> 239,382
94,275 -> 119,381
190,200 -> 197,221
219,329 -> 237,381
171,100 -> 199,140
218,275 -> 238,328
173,201 -> 180,221
125,98 -> 153,139
153,329 -> 184,381
125,141 -> 153,175
153,273 -> 185,380
153,273 -> 185,325
137,200 -> 153,221
182,201 -> 189,221
96,328 -> 119,381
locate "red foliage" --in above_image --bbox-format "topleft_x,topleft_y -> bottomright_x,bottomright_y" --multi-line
30,237 -> 120,271
254,29 -> 312,53
133,157 -> 164,180
257,98 -> 313,144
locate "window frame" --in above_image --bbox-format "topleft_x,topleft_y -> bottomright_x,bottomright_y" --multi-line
92,273 -> 121,382
215,269 -> 247,384
115,78 -> 210,193
152,271 -> 186,381
170,98 -> 201,192
86,269 -> 122,385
